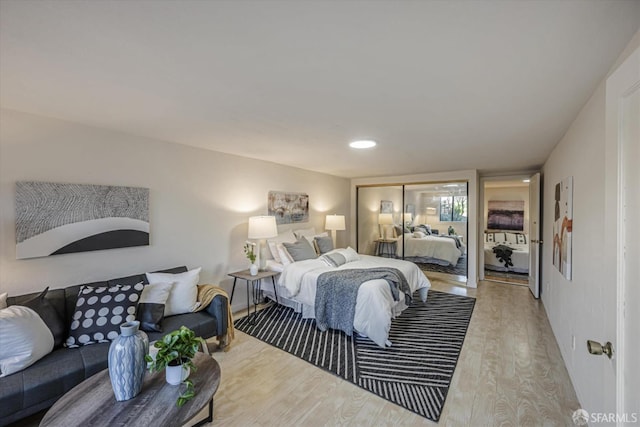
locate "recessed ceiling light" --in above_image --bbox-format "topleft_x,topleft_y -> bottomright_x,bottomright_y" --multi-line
349,140 -> 377,149
523,179 -> 531,183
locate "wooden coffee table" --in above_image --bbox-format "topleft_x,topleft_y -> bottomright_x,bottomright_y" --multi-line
40,352 -> 220,427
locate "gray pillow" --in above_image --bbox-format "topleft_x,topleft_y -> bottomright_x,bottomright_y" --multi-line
283,238 -> 317,261
314,235 -> 334,254
321,252 -> 347,267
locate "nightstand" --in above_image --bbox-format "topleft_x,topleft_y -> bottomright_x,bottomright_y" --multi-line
228,269 -> 279,325
374,238 -> 397,258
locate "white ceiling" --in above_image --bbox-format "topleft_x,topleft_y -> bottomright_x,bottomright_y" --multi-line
1,1 -> 638,179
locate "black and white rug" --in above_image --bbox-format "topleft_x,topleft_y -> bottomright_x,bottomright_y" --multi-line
413,254 -> 468,277
234,290 -> 475,421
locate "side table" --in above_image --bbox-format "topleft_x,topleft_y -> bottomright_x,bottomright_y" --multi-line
228,269 -> 279,325
374,239 -> 397,258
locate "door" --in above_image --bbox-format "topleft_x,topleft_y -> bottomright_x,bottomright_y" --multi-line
528,173 -> 541,298
603,46 -> 639,422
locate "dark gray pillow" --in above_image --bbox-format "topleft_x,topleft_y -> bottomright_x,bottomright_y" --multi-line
283,238 -> 317,261
23,287 -> 66,348
314,235 -> 334,254
66,283 -> 144,348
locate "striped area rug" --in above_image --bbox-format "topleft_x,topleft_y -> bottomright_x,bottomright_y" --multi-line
234,290 -> 475,421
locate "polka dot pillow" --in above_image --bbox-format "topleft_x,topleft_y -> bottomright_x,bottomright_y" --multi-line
65,282 -> 144,348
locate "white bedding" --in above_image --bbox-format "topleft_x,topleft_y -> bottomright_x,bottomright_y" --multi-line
399,234 -> 464,266
484,243 -> 529,273
264,254 -> 430,348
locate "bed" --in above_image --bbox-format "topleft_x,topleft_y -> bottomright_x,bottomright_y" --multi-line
398,232 -> 465,266
483,231 -> 530,273
262,248 -> 430,348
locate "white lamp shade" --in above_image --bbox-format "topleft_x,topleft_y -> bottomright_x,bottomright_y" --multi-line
248,216 -> 278,239
403,213 -> 413,223
378,213 -> 394,225
325,214 -> 346,231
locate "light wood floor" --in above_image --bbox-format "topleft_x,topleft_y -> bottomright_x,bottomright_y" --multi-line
205,274 -> 580,426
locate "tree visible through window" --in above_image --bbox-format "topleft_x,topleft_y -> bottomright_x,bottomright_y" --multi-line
440,196 -> 467,222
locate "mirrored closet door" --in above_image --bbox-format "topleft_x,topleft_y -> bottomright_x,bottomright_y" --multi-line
356,182 -> 468,284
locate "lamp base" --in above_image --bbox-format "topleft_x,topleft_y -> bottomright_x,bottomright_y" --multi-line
258,239 -> 268,271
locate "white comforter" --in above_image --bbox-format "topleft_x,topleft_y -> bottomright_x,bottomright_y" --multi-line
276,254 -> 430,348
400,234 -> 463,266
484,243 -> 529,273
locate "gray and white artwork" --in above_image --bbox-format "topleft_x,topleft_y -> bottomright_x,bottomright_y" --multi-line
268,191 -> 309,225
16,181 -> 149,259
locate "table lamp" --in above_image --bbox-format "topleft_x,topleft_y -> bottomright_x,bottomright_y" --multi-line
378,213 -> 394,239
248,216 -> 278,271
325,214 -> 346,247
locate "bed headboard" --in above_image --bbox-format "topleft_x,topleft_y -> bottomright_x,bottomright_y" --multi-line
485,231 -> 527,244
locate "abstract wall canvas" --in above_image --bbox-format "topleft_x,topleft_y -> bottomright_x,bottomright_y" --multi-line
380,200 -> 393,213
553,177 -> 573,280
16,182 -> 149,259
268,191 -> 309,225
487,200 -> 525,231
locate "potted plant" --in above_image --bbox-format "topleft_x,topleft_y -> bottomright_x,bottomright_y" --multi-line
244,241 -> 258,275
145,326 -> 205,406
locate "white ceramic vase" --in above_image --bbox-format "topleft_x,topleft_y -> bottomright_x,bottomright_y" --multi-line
249,263 -> 258,276
165,361 -> 190,385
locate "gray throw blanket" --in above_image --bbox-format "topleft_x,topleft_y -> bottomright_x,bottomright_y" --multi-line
315,268 -> 411,336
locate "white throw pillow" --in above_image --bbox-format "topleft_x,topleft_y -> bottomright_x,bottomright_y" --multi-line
277,244 -> 294,266
340,247 -> 360,263
0,306 -> 54,377
267,230 -> 297,263
0,292 -> 7,309
293,227 -> 316,239
146,267 -> 201,316
413,231 -> 426,238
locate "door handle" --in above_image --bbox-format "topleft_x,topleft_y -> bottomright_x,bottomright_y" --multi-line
587,340 -> 614,359
531,239 -> 543,244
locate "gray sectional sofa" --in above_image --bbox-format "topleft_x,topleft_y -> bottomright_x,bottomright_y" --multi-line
0,266 -> 228,427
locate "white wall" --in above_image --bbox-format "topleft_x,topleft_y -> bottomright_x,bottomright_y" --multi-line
541,31 -> 639,415
351,170 -> 479,288
0,109 -> 350,312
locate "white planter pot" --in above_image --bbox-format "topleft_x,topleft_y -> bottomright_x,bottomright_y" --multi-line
165,363 -> 190,385
249,264 -> 258,276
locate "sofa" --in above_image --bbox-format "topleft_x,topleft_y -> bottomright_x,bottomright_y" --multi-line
0,266 -> 228,427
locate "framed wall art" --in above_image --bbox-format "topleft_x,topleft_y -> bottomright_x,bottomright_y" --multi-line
16,181 -> 149,259
552,177 -> 573,280
268,191 -> 309,225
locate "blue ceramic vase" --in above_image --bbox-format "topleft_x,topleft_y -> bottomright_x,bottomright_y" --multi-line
108,321 -> 149,401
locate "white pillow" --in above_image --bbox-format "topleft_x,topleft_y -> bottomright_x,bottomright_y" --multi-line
0,306 -> 54,377
277,243 -> 294,266
0,292 -> 7,309
146,267 -> 201,316
341,247 -> 360,263
293,227 -> 316,239
267,230 -> 297,263
413,231 -> 426,238
325,247 -> 360,263
505,232 -> 518,244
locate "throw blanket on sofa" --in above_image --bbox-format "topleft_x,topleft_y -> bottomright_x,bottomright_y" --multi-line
492,244 -> 514,268
315,268 -> 411,336
196,285 -> 235,346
